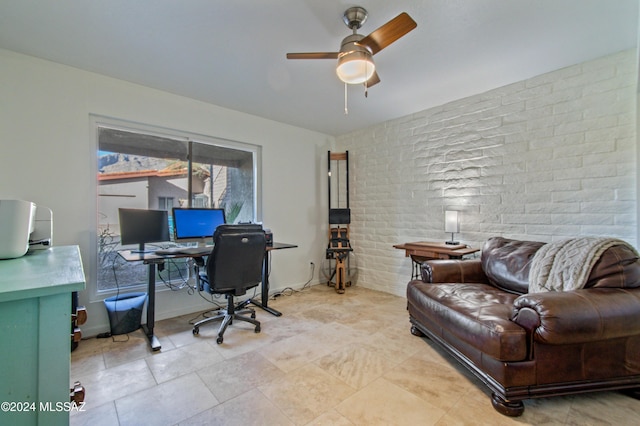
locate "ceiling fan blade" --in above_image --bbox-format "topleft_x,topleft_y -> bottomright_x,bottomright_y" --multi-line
286,52 -> 340,60
366,71 -> 380,87
358,12 -> 417,55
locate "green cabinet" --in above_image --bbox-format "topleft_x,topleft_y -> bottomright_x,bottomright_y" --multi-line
0,246 -> 86,426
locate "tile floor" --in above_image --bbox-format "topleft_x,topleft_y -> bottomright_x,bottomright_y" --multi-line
70,284 -> 639,425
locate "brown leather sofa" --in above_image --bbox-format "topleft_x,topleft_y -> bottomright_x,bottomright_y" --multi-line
406,236 -> 640,416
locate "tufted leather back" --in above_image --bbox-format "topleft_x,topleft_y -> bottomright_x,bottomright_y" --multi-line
481,236 -> 640,293
586,243 -> 640,289
481,237 -> 544,294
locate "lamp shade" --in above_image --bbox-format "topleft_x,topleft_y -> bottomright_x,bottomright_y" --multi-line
444,211 -> 459,233
336,50 -> 375,84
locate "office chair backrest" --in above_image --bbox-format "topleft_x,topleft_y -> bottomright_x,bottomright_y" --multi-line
207,224 -> 266,296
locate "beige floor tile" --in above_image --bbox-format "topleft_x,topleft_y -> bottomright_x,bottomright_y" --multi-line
145,340 -> 225,383
294,302 -> 354,323
70,284 -> 640,426
259,321 -> 363,373
357,325 -> 426,364
315,343 -> 399,389
196,351 -> 285,403
518,396 -> 573,425
69,401 -> 119,426
306,409 -> 355,425
564,391 -> 640,425
74,358 -> 156,406
198,324 -> 275,359
384,354 -> 472,412
178,388 -> 294,425
434,392 -> 521,426
335,377 -> 446,425
408,335 -> 465,368
258,363 -> 356,425
258,311 -> 325,340
71,340 -> 107,378
100,329 -> 162,368
115,372 -> 218,425
164,327 -> 202,349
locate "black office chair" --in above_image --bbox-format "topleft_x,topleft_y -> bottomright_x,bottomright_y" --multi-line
192,224 -> 266,344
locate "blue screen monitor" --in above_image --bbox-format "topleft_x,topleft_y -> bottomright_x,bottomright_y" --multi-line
172,207 -> 226,246
118,208 -> 170,253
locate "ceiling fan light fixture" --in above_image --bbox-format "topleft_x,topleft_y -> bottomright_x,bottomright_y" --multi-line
336,51 -> 375,84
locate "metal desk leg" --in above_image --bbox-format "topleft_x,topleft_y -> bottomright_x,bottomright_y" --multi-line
141,262 -> 161,351
247,251 -> 282,317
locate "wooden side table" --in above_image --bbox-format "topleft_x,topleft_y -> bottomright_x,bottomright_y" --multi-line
394,241 -> 479,279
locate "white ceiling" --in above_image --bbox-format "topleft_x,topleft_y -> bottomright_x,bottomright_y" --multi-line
0,1 -> 638,136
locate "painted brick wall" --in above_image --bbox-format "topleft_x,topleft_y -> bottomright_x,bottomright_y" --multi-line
335,49 -> 637,296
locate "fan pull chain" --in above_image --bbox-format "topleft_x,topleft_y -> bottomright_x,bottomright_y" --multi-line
364,60 -> 369,98
344,83 -> 348,115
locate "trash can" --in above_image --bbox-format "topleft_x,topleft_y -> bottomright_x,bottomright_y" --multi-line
103,292 -> 147,335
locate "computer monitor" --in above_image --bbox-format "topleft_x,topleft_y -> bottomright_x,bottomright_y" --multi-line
118,208 -> 170,253
172,207 -> 226,246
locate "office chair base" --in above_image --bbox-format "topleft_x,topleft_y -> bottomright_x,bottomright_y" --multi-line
192,308 -> 261,344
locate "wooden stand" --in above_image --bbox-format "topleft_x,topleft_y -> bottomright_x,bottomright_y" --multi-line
326,226 -> 353,294
394,241 -> 479,279
327,151 -> 354,294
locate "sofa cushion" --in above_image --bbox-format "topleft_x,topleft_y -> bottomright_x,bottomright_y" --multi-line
481,237 -> 545,294
407,281 -> 527,361
586,243 -> 640,289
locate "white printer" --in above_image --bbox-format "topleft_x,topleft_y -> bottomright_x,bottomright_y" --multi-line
0,199 -> 53,259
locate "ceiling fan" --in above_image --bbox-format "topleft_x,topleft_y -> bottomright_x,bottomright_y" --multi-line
286,6 -> 417,91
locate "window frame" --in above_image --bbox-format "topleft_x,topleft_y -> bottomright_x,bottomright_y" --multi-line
89,115 -> 262,301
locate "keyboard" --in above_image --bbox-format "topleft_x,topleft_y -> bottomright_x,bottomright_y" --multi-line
177,247 -> 211,256
153,247 -> 183,255
154,246 -> 211,256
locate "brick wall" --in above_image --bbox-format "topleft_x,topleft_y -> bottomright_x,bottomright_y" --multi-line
335,49 -> 637,296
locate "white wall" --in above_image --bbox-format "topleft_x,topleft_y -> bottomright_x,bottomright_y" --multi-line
0,48 -> 332,336
336,49 -> 638,297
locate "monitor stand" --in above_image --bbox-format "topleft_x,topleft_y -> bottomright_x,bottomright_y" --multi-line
130,243 -> 152,254
192,239 -> 212,249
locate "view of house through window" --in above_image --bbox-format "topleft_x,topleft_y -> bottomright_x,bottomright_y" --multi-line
96,124 -> 258,292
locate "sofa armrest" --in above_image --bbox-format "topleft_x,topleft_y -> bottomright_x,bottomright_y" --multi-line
512,288 -> 640,345
420,259 -> 489,284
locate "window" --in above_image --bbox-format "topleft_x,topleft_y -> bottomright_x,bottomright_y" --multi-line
158,197 -> 175,211
95,120 -> 260,293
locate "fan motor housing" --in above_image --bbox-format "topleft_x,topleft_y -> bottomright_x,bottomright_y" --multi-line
343,6 -> 368,30
339,34 -> 371,55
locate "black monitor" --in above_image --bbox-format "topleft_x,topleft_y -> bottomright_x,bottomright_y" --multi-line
118,208 -> 170,253
172,207 -> 226,246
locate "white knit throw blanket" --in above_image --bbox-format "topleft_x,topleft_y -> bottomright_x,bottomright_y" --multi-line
528,237 -> 636,293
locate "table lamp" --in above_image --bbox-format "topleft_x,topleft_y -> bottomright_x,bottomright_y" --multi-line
445,210 -> 460,245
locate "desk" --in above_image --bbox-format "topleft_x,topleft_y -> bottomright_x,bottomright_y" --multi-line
118,242 -> 297,350
244,242 -> 297,317
118,250 -> 172,351
394,241 -> 479,280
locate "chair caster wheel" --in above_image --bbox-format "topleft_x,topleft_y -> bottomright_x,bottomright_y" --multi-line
216,336 -> 223,344
255,326 -> 261,333
192,327 -> 199,335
